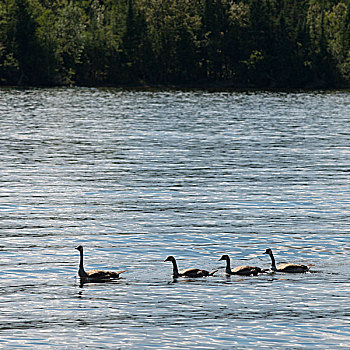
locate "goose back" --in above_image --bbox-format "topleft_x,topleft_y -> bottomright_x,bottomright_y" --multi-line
85,269 -> 126,280
276,263 -> 309,273
179,268 -> 210,278
231,265 -> 262,276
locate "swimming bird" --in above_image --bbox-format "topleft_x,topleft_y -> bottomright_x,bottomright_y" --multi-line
263,248 -> 309,273
75,245 -> 126,282
164,256 -> 217,278
219,254 -> 262,276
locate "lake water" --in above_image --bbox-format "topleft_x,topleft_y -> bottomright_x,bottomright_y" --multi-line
0,87 -> 349,349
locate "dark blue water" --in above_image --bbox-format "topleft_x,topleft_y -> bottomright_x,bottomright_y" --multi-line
0,88 -> 349,349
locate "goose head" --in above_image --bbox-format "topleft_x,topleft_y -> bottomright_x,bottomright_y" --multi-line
164,256 -> 175,263
264,248 -> 272,255
75,245 -> 83,252
219,254 -> 230,261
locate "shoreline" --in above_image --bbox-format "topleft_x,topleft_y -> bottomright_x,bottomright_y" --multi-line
1,80 -> 349,92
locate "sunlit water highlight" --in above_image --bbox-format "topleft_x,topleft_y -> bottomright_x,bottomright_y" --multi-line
0,88 -> 349,349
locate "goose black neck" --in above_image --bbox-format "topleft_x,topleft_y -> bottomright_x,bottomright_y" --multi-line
79,249 -> 84,269
225,257 -> 231,274
77,248 -> 89,278
171,258 -> 179,278
269,251 -> 277,271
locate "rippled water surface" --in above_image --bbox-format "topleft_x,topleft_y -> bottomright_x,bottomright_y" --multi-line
0,88 -> 349,349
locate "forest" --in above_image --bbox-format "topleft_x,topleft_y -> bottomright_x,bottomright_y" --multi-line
0,0 -> 349,88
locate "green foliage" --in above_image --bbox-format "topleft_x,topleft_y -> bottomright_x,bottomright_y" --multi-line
0,1 -> 20,83
324,2 -> 350,82
0,0 -> 349,87
53,1 -> 86,84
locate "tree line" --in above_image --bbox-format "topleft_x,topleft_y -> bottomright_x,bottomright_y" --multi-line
0,0 -> 349,88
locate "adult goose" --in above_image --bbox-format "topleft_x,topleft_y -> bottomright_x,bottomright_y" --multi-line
264,248 -> 309,273
75,245 -> 126,282
164,256 -> 217,278
219,254 -> 262,276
